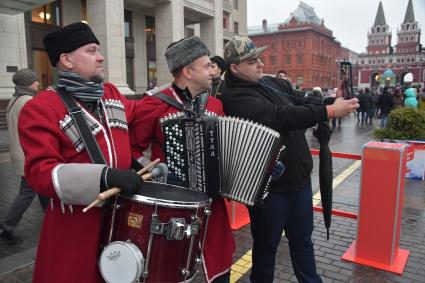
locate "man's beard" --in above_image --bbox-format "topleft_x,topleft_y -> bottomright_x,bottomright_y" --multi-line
89,73 -> 104,83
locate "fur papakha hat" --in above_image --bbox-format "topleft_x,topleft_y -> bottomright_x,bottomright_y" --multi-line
165,36 -> 210,73
43,22 -> 100,66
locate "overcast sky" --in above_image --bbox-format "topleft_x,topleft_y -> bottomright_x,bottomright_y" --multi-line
247,0 -> 425,54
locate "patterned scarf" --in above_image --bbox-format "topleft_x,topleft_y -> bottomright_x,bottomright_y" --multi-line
57,70 -> 104,102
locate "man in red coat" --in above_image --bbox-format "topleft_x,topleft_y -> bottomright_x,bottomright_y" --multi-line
18,22 -> 144,283
131,36 -> 235,282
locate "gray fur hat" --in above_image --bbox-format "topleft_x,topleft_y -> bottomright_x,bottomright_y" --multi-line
165,36 -> 210,73
12,69 -> 38,87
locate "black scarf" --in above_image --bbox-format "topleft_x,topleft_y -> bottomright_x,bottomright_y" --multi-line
57,70 -> 104,102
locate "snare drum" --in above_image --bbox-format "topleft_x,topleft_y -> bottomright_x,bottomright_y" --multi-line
99,182 -> 211,283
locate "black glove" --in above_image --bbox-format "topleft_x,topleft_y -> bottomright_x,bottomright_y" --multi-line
130,158 -> 143,172
271,161 -> 285,181
100,167 -> 143,197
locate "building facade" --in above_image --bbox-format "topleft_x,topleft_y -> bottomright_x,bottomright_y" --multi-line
0,0 -> 247,107
248,2 -> 351,90
357,0 -> 425,90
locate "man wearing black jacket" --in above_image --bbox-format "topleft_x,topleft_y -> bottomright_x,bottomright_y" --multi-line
221,36 -> 359,283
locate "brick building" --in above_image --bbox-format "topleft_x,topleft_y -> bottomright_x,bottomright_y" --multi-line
248,2 -> 350,90
357,0 -> 425,90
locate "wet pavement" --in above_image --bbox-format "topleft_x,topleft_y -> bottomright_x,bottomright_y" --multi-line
0,114 -> 424,282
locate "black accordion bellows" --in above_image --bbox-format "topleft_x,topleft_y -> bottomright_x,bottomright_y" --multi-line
160,111 -> 285,206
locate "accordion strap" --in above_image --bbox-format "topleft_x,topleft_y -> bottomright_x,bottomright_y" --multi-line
154,91 -> 209,117
56,87 -> 106,165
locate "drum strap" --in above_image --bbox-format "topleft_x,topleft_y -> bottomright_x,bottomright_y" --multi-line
56,87 -> 106,165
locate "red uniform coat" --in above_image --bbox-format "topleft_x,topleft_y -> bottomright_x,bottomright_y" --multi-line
131,86 -> 235,282
19,83 -> 137,283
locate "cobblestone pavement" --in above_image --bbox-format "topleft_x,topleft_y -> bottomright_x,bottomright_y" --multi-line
0,115 -> 424,282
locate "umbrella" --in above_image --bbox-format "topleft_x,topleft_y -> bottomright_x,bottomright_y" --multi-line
313,122 -> 333,240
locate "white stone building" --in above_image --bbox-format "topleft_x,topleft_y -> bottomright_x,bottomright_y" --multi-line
0,0 -> 247,108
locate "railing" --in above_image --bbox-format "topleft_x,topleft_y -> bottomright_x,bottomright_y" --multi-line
310,149 -> 361,220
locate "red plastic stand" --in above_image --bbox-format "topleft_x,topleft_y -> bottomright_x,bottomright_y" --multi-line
342,141 -> 410,274
225,200 -> 250,230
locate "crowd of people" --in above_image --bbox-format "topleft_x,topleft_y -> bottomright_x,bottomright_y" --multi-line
1,21 -> 361,283
276,75 -> 424,129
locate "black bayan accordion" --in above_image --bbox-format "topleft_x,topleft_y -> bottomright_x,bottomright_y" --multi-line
160,112 -> 285,206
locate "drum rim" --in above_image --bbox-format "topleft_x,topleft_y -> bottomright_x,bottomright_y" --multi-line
129,182 -> 211,208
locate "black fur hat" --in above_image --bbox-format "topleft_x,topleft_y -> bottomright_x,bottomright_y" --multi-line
43,22 -> 100,66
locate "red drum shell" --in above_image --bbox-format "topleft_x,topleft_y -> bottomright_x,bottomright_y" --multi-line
101,182 -> 210,283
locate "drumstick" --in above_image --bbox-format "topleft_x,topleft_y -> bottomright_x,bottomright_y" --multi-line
137,158 -> 160,175
82,159 -> 160,213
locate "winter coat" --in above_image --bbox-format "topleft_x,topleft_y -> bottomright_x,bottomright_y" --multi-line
377,91 -> 394,114
221,72 -> 328,192
7,86 -> 36,176
404,88 -> 418,109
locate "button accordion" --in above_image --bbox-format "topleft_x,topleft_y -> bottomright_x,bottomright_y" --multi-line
160,112 -> 285,206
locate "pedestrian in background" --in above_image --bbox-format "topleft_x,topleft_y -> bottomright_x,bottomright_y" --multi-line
377,86 -> 394,128
358,88 -> 373,125
0,69 -> 49,244
404,87 -> 418,109
209,55 -> 227,98
393,87 -> 404,109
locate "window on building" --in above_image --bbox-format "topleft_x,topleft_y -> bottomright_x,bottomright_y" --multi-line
185,27 -> 195,37
285,55 -> 291,64
126,58 -> 134,90
81,0 -> 87,23
271,41 -> 276,49
31,1 -> 61,26
377,27 -> 380,33
297,76 -> 304,86
124,10 -> 133,39
383,27 -> 386,32
223,12 -> 230,29
234,0 -> 239,9
234,21 -> 239,35
287,41 -> 291,48
145,16 -> 156,87
270,56 -> 277,65
32,50 -> 53,89
297,55 -> 303,64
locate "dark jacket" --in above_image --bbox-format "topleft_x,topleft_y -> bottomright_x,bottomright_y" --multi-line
221,72 -> 328,192
377,91 -> 394,114
358,92 -> 373,111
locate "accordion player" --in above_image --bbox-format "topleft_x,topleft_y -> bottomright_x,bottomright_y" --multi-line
160,111 -> 285,206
